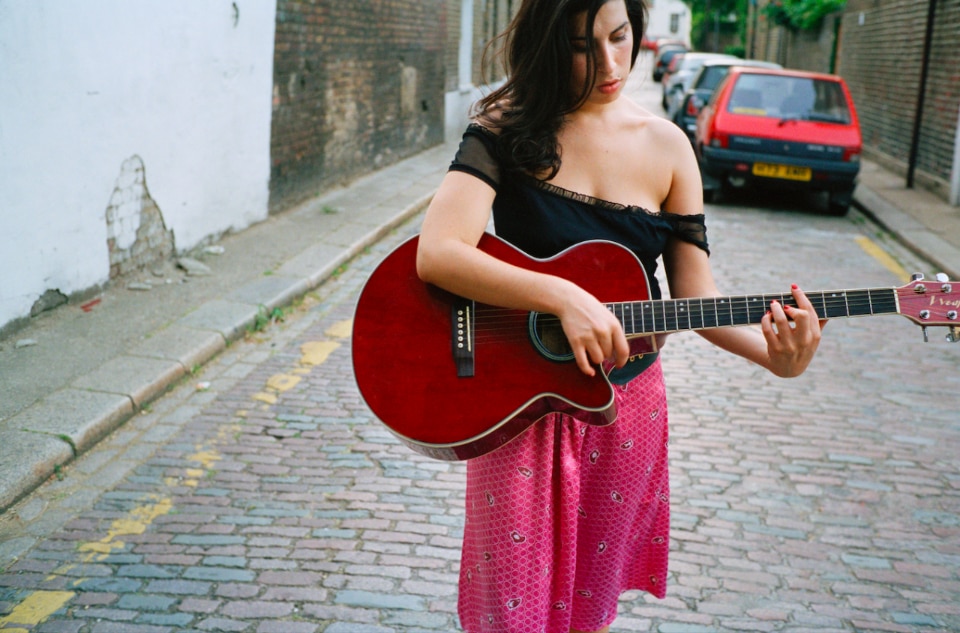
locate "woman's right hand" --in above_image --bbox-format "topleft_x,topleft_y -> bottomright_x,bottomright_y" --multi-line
555,280 -> 630,377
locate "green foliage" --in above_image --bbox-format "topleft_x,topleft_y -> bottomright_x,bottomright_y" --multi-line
686,0 -> 748,53
249,303 -> 286,333
763,0 -> 847,31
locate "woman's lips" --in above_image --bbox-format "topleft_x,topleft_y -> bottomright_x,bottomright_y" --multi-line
597,78 -> 621,95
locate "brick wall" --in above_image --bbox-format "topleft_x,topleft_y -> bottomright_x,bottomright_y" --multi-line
474,0 -> 514,85
839,0 -> 959,195
445,0 -> 462,94
269,0 -> 447,212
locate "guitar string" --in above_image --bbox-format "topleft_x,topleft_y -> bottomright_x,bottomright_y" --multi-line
464,290 -> 893,339
464,288 -> 899,360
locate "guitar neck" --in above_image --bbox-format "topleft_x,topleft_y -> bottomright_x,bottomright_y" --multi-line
613,288 -> 899,336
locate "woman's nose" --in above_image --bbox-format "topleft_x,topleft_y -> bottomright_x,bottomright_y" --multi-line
598,44 -> 616,72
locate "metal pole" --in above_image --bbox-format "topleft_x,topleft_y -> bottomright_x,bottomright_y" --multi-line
714,10 -> 720,53
907,0 -> 937,189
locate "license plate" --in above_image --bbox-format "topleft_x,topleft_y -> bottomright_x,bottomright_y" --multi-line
752,162 -> 812,181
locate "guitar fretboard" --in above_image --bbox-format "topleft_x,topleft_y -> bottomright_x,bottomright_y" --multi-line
611,288 -> 899,335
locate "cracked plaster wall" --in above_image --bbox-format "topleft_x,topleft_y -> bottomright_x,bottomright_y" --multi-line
0,2 -> 276,333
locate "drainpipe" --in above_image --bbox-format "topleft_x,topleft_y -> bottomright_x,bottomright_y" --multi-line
906,0 -> 937,189
951,103 -> 960,205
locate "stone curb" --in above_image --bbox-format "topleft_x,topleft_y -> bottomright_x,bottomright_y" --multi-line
853,183 -> 960,281
0,192 -> 433,513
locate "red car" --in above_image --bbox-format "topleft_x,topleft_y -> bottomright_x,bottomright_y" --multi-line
694,67 -> 862,215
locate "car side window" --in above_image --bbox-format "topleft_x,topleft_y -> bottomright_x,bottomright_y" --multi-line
699,66 -> 727,91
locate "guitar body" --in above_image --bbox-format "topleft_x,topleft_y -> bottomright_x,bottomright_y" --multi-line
352,233 -> 656,460
354,233 -> 960,459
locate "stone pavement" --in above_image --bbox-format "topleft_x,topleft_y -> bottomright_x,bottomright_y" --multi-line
0,76 -> 959,630
0,165 -> 957,632
2,133 -> 958,515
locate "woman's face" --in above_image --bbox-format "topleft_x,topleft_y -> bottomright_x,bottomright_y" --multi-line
570,0 -> 634,105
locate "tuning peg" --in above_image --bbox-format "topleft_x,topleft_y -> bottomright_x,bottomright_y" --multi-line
947,327 -> 960,344
936,273 -> 950,283
911,273 -> 925,281
922,326 -> 929,342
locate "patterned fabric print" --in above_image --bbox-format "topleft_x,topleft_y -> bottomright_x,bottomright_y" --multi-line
458,360 -> 670,633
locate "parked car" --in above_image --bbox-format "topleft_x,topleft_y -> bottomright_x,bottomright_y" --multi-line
673,59 -> 782,141
659,53 -> 685,102
661,52 -> 739,113
652,38 -> 686,54
694,67 -> 862,215
652,43 -> 687,82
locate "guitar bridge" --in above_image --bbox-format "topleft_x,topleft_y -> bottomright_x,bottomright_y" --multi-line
452,297 -> 475,377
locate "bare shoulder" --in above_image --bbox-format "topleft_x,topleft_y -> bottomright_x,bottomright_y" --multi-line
635,104 -> 692,147
617,100 -> 701,211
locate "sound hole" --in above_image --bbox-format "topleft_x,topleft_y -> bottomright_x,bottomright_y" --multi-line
528,312 -> 574,362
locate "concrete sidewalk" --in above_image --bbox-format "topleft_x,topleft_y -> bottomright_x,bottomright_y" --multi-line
0,141 -> 455,514
1,137 -> 958,515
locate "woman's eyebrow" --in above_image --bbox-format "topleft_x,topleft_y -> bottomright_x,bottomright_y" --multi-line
572,21 -> 629,40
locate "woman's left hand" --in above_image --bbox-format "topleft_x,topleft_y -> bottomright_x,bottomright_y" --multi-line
760,285 -> 825,377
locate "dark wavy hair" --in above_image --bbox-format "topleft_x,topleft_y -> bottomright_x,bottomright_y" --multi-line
475,0 -> 647,179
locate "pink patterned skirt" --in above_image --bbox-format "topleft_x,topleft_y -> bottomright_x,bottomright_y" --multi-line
458,360 -> 670,633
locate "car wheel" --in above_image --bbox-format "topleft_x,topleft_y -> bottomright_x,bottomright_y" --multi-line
826,188 -> 854,216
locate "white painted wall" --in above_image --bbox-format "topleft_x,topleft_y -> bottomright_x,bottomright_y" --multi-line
0,1 -> 276,331
645,0 -> 691,46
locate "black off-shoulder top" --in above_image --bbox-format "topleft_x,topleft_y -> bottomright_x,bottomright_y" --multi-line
449,123 -> 708,302
448,123 -> 710,383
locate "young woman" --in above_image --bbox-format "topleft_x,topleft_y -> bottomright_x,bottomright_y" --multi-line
416,1 -> 824,631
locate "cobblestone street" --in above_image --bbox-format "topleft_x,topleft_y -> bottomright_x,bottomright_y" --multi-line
2,195 -> 959,632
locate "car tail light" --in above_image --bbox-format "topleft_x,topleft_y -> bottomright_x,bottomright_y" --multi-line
709,132 -> 728,149
685,97 -> 701,117
844,148 -> 861,162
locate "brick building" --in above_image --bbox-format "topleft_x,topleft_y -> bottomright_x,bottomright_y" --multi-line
269,0 -> 517,213
269,1 -> 448,212
0,0 -> 519,336
748,0 -> 960,205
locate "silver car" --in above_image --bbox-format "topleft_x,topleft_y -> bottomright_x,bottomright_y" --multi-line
661,52 -> 739,115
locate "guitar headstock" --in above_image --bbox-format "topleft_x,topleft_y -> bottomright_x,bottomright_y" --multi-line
897,273 -> 960,342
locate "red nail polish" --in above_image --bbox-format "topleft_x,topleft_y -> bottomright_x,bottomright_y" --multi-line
791,284 -> 798,290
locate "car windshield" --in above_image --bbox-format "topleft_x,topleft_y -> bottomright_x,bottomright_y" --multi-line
726,75 -> 851,124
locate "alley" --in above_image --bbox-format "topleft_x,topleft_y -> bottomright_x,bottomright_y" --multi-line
2,190 -> 959,631
1,74 -> 959,632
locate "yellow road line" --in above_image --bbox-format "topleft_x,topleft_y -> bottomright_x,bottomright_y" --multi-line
0,590 -> 74,627
77,496 -> 173,558
854,235 -> 911,283
250,319 -> 352,406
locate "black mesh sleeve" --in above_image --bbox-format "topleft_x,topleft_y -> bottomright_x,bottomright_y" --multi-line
448,124 -> 501,192
666,213 -> 709,255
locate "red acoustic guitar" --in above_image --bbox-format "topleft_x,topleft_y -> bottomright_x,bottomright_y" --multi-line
352,233 -> 959,461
